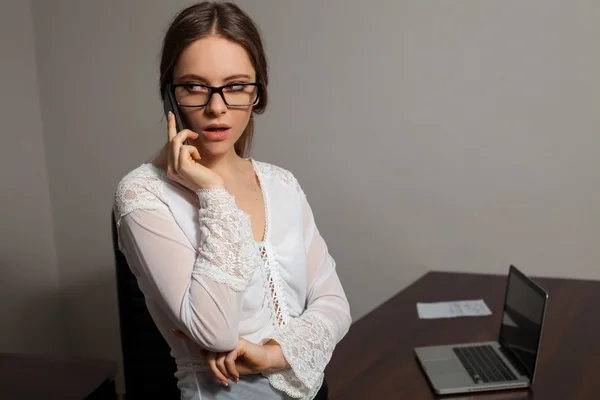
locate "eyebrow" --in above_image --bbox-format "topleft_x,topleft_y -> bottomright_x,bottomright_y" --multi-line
176,73 -> 254,83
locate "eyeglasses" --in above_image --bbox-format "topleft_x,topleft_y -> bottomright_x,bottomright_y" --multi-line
171,82 -> 262,107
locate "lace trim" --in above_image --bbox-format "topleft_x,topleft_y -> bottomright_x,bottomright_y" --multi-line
113,164 -> 170,251
193,188 -> 262,292
260,244 -> 289,327
251,158 -> 270,243
252,160 -> 306,199
264,314 -> 338,396
266,370 -> 323,399
252,159 -> 287,329
175,356 -> 209,372
254,244 -> 277,331
113,164 -> 169,227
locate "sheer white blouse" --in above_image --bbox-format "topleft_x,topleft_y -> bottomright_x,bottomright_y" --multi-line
113,159 -> 352,399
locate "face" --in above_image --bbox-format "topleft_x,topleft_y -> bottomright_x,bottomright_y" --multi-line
172,35 -> 257,157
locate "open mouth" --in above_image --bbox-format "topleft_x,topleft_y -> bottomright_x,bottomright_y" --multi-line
205,126 -> 229,132
203,124 -> 231,141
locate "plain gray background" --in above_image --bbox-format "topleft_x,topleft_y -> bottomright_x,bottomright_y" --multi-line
2,0 -> 599,392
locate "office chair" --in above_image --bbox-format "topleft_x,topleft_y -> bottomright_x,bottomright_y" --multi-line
111,214 -> 179,399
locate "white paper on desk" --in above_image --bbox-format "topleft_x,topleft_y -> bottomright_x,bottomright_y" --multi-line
417,299 -> 492,319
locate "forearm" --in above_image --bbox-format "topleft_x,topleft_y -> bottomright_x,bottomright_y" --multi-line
263,339 -> 291,373
182,187 -> 262,342
118,188 -> 262,351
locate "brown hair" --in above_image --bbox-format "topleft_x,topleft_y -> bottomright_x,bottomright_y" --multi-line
159,1 -> 269,158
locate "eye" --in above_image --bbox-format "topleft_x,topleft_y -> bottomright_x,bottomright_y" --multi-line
224,84 -> 246,92
186,84 -> 208,93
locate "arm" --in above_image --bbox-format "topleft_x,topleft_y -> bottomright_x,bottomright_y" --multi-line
263,193 -> 352,397
117,187 -> 261,352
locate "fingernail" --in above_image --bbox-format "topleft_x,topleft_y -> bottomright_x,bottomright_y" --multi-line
168,111 -> 172,119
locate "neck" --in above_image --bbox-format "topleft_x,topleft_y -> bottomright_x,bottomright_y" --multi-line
152,144 -> 248,180
198,148 -> 246,179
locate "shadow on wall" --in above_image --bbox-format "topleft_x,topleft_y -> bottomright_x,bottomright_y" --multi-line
7,276 -> 66,356
59,259 -> 125,393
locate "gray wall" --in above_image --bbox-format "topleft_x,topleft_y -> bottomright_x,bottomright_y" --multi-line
0,0 -> 65,354
30,0 -> 172,363
3,0 -> 599,392
237,0 -> 600,318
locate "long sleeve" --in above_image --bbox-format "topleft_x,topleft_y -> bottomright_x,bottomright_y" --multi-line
116,186 -> 262,352
264,192 -> 352,398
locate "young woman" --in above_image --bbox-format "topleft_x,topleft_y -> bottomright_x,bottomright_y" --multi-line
113,2 -> 351,399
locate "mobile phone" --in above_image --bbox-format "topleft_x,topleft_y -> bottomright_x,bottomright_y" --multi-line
162,82 -> 188,142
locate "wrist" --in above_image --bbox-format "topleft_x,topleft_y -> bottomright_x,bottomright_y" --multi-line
198,183 -> 225,190
194,181 -> 225,191
264,339 -> 290,373
199,177 -> 225,189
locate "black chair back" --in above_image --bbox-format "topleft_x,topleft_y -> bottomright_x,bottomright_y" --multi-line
111,214 -> 179,399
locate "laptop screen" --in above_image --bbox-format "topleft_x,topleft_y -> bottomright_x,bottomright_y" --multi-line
498,265 -> 548,380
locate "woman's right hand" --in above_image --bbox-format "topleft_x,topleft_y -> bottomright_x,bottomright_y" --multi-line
166,112 -> 225,191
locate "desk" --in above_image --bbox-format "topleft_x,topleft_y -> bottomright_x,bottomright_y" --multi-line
326,271 -> 600,399
0,353 -> 117,399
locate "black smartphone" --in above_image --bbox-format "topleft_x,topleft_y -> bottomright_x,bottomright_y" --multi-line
163,81 -> 187,136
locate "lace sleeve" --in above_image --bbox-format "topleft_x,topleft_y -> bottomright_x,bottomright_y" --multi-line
114,168 -> 262,351
264,191 -> 352,398
113,165 -> 169,230
265,314 -> 339,398
194,187 -> 261,291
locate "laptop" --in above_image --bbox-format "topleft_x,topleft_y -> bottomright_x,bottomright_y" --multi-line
414,265 -> 548,395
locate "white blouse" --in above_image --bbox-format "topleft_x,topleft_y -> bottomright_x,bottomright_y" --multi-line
113,159 -> 352,400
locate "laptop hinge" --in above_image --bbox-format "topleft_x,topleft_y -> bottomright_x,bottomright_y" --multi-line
498,345 -> 528,377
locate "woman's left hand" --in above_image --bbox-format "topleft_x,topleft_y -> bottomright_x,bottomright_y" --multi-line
173,330 -> 289,386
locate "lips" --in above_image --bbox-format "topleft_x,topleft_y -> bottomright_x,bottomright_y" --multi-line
204,124 -> 231,131
202,124 -> 231,141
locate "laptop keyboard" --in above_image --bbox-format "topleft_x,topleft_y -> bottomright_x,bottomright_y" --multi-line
453,345 -> 518,384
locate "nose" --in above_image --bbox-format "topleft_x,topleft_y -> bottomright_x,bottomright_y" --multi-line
205,91 -> 227,116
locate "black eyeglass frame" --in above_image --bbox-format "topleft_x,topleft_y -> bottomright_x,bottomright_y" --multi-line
168,82 -> 262,107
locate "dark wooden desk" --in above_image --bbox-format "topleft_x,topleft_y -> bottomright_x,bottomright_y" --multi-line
0,353 -> 118,399
326,271 -> 600,400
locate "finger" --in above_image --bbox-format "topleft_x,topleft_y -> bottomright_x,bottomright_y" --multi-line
206,352 -> 228,386
173,129 -> 199,145
179,144 -> 202,169
171,130 -> 181,172
167,111 -> 177,141
190,146 -> 201,161
179,145 -> 192,167
216,353 -> 231,382
166,112 -> 176,177
172,130 -> 198,171
225,351 -> 240,382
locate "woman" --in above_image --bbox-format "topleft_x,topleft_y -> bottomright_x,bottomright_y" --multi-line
113,2 -> 351,399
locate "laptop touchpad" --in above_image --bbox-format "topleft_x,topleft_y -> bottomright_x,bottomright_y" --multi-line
424,358 -> 461,374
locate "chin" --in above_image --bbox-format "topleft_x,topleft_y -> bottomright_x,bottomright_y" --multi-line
198,139 -> 237,157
